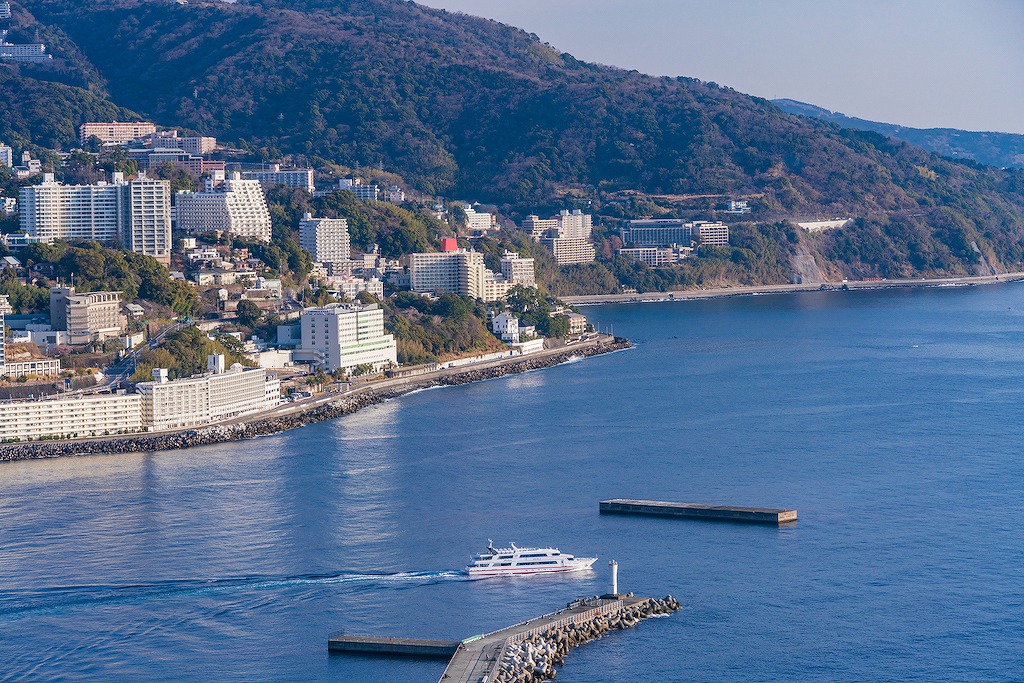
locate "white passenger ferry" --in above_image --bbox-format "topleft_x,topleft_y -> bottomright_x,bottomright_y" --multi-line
466,540 -> 597,577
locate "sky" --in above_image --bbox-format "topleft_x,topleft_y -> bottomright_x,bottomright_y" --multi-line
417,0 -> 1024,134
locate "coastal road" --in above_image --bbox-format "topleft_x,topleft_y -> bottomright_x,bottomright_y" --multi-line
561,272 -> 1024,305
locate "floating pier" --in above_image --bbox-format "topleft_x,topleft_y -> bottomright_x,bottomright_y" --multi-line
328,594 -> 680,683
327,635 -> 460,658
600,498 -> 797,524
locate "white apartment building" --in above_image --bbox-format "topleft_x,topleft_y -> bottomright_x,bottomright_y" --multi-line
147,131 -> 217,155
540,237 -> 596,265
296,303 -> 397,373
20,173 -> 122,244
499,250 -> 536,286
174,171 -> 272,242
555,209 -> 593,239
299,213 -> 350,263
137,358 -> 279,431
0,143 -> 12,168
243,165 -> 315,193
0,3 -> 10,19
695,221 -> 730,246
0,38 -> 51,62
409,248 -> 520,301
617,246 -> 676,267
18,172 -> 171,261
463,205 -> 494,234
50,287 -> 125,344
527,209 -> 595,265
621,219 -> 694,247
0,393 -> 143,441
325,276 -> 384,302
339,178 -> 379,201
1,196 -> 17,214
523,215 -> 558,241
79,121 -> 156,145
123,174 -> 172,264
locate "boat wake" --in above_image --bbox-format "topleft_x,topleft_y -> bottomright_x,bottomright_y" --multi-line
0,569 -> 467,618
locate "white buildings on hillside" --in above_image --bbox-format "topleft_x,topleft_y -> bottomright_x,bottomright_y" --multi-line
299,212 -> 350,264
620,219 -> 728,248
50,287 -> 126,345
338,178 -> 379,201
526,209 -> 596,265
175,171 -> 272,242
294,303 -> 396,373
0,32 -> 52,62
463,205 -> 494,235
491,311 -> 521,343
499,250 -> 536,287
79,122 -> 156,146
243,165 -> 315,193
409,241 -> 534,302
19,172 -> 172,263
0,142 -> 12,168
137,356 -> 280,431
146,130 -> 217,155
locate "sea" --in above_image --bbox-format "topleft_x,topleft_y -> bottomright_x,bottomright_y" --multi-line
2,283 -> 1024,682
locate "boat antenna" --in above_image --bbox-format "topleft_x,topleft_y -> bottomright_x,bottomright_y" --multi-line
487,538 -> 495,553
510,541 -> 518,550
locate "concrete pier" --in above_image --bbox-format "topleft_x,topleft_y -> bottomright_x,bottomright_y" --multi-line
327,635 -> 460,658
600,498 -> 797,524
328,595 -> 680,683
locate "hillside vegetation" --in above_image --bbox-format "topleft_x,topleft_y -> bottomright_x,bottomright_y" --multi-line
8,0 -> 1024,281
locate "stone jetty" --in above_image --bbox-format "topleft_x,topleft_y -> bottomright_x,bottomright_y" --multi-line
0,337 -> 630,463
487,596 -> 681,683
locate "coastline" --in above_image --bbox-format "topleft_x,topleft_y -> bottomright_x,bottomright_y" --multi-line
0,336 -> 630,463
560,271 -> 1024,306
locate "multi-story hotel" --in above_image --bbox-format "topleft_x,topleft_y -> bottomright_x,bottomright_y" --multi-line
174,171 -> 272,242
463,205 -> 494,234
20,174 -> 122,244
137,357 -> 280,432
243,165 -> 315,194
694,220 -> 730,246
410,240 -> 529,301
0,142 -> 12,168
617,246 -> 677,267
18,172 -> 171,262
299,213 -> 350,264
0,393 -> 143,442
499,250 -> 536,287
50,287 -> 126,345
296,303 -> 397,373
147,131 -> 217,155
539,236 -> 596,265
79,122 -> 156,146
620,219 -> 728,247
526,209 -> 596,265
123,174 -> 172,264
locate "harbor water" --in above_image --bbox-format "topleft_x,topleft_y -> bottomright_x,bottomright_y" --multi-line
3,283 -> 1024,681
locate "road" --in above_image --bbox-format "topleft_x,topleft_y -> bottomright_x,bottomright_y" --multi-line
561,271 -> 1024,305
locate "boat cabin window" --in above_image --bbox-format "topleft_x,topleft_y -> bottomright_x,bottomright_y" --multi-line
498,555 -> 512,559
499,562 -> 511,566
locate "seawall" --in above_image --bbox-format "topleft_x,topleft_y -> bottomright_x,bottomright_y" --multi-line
0,338 -> 630,463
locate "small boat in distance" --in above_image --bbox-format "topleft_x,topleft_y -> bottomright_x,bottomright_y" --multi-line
466,540 -> 597,577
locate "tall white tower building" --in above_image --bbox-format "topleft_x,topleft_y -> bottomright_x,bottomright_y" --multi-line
299,212 -> 350,264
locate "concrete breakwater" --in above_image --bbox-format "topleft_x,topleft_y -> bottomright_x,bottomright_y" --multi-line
0,338 -> 630,463
489,596 -> 681,683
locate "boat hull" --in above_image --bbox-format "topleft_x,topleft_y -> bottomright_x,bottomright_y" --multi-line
466,558 -> 597,578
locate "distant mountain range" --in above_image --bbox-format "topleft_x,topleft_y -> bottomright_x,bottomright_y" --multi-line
3,0 -> 1024,281
773,99 -> 1024,169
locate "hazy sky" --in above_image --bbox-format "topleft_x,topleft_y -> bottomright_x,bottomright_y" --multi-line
417,0 -> 1024,134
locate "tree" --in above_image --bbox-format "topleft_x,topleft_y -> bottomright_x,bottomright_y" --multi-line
236,299 -> 262,328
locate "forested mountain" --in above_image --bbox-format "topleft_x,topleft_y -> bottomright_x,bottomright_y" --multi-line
773,99 -> 1024,171
7,0 -> 1024,279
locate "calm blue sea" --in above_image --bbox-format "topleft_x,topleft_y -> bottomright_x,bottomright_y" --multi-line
3,284 -> 1024,682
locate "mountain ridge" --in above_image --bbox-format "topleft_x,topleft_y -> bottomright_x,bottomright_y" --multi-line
773,98 -> 1024,169
6,0 -> 1024,282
